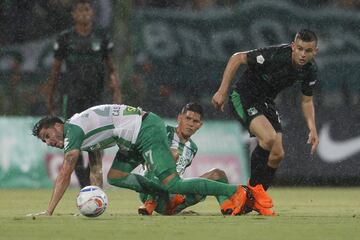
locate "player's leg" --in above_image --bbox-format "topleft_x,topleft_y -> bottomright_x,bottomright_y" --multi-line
107,151 -> 166,194
265,133 -> 284,189
229,89 -> 277,210
66,97 -> 90,188
247,115 -> 276,206
169,169 -> 235,215
137,113 -> 247,214
74,154 -> 90,188
88,150 -> 103,187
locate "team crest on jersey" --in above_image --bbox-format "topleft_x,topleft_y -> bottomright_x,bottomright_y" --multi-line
247,107 -> 258,116
256,55 -> 265,64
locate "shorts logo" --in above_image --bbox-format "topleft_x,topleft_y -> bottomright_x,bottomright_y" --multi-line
247,107 -> 258,116
256,55 -> 265,64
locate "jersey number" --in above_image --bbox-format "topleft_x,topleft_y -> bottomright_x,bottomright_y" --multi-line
144,149 -> 154,166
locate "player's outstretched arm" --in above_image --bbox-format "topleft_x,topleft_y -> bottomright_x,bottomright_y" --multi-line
301,95 -> 319,154
46,150 -> 80,215
212,52 -> 247,112
88,150 -> 104,188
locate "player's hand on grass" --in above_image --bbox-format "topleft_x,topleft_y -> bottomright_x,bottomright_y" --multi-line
26,210 -> 51,217
307,129 -> 319,155
212,91 -> 227,112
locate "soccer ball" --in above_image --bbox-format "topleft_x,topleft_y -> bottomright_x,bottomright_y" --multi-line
76,186 -> 108,217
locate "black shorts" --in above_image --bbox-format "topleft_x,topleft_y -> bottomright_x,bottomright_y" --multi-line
229,89 -> 282,136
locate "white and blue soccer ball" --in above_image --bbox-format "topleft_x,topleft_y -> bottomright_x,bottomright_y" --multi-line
76,186 -> 108,217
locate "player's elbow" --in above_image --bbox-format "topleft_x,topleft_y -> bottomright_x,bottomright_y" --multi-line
231,52 -> 247,65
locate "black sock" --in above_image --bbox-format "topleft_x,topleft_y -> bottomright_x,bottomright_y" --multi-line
262,165 -> 276,190
75,154 -> 90,188
249,145 -> 270,187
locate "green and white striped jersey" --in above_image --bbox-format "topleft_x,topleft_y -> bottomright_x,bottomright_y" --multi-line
64,104 -> 143,153
166,125 -> 198,176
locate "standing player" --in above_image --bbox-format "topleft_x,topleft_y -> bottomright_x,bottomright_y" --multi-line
46,0 -> 122,188
212,29 -> 320,215
30,104 -> 248,216
138,103 -> 238,215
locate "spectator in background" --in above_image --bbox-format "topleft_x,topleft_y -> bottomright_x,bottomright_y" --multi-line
46,0 -> 122,188
1,54 -> 28,115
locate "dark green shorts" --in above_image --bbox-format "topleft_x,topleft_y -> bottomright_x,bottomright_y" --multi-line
111,150 -> 143,173
135,112 -> 177,177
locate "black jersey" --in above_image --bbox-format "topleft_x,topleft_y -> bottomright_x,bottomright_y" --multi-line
53,27 -> 113,99
235,44 -> 318,101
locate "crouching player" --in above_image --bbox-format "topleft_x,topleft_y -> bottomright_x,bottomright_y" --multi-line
138,103 -> 251,215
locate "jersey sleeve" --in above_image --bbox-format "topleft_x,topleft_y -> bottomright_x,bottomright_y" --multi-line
301,63 -> 318,96
64,123 -> 85,153
53,33 -> 68,60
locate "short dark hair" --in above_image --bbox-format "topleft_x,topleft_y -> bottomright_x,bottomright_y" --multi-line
295,29 -> 318,46
181,102 -> 204,119
72,0 -> 92,11
32,117 -> 64,138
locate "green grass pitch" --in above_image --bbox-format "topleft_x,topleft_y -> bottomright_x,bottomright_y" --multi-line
1,187 -> 360,240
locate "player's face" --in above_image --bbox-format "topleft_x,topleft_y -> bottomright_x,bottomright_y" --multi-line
291,39 -> 318,66
38,123 -> 64,149
177,111 -> 203,139
72,3 -> 94,25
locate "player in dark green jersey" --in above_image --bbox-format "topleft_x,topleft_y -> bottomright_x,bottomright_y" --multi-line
46,0 -> 122,188
137,103 -> 237,215
212,29 -> 320,216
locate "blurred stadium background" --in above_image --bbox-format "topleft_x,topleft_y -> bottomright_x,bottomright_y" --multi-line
0,0 -> 360,189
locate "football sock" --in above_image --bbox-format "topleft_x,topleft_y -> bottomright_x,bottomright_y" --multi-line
74,154 -> 90,188
108,173 -> 166,194
162,174 -> 237,197
249,145 -> 270,187
262,165 -> 276,190
214,177 -> 230,204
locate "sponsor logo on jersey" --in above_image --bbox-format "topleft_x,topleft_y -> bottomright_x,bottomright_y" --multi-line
256,55 -> 265,64
318,123 -> 360,163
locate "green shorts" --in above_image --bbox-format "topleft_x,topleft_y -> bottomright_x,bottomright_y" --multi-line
110,150 -> 144,173
135,112 -> 177,178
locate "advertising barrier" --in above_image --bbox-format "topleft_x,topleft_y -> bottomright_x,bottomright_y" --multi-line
274,103 -> 360,185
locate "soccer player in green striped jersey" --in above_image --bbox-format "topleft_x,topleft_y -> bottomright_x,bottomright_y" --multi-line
30,104 -> 248,216
138,103 -> 236,215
